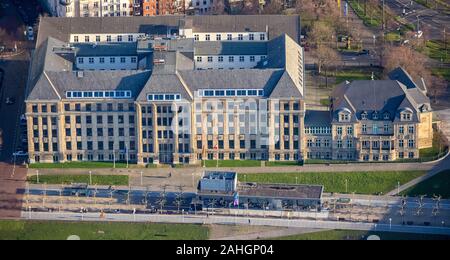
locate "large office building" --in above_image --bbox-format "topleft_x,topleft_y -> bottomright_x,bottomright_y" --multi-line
26,15 -> 305,165
26,15 -> 433,166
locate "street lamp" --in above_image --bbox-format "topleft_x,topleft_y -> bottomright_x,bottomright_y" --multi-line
389,218 -> 392,230
89,171 -> 92,185
295,176 -> 298,185
36,170 -> 39,184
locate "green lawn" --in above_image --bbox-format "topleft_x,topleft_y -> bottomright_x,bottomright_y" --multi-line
348,0 -> 382,27
0,220 -> 208,240
328,69 -> 381,85
239,171 -> 425,195
402,170 -> 450,199
424,40 -> 450,63
385,32 -> 402,43
203,160 -> 262,168
27,175 -> 129,186
319,98 -> 331,107
272,229 -> 450,240
29,162 -> 140,169
265,161 -> 302,167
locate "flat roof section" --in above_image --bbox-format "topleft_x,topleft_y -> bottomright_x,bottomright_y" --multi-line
238,183 -> 323,200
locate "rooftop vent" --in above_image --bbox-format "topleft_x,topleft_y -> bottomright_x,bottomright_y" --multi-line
153,59 -> 165,65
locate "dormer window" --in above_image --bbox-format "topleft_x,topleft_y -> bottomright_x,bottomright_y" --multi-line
372,112 -> 379,120
361,111 -> 368,120
400,108 -> 413,121
383,112 -> 390,120
338,108 -> 351,122
340,114 -> 349,121
401,113 -> 412,121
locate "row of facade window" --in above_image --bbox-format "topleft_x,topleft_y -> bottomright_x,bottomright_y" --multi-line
77,56 -> 137,64
73,34 -> 135,43
64,127 -> 135,137
196,56 -> 265,63
194,33 -> 266,41
197,153 -> 299,161
63,102 -> 134,112
63,115 -> 135,125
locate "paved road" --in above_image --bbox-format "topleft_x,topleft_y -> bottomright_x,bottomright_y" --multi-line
22,211 -> 450,236
0,0 -> 36,219
386,0 -> 449,39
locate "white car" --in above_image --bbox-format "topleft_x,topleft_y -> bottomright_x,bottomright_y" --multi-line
414,30 -> 423,39
13,151 -> 28,157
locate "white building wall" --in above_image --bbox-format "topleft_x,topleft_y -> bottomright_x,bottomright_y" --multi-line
194,55 -> 266,70
193,32 -> 268,42
76,56 -> 138,70
70,33 -> 145,43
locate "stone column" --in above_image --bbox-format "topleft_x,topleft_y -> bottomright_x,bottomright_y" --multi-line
173,102 -> 179,164
152,103 -> 159,164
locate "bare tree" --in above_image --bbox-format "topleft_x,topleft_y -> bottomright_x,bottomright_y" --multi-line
429,75 -> 448,104
295,0 -> 339,22
210,0 -> 226,14
309,22 -> 335,48
239,0 -> 260,14
315,45 -> 340,87
262,0 -> 283,14
381,45 -> 431,82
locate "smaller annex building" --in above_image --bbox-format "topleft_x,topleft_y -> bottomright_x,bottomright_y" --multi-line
196,171 -> 323,211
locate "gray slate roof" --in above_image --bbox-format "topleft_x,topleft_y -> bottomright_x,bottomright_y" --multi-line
37,15 -> 301,47
74,42 -> 138,57
331,78 -> 430,123
28,70 -> 151,100
305,110 -> 332,128
136,73 -> 192,102
28,16 -> 303,102
178,68 -> 301,98
194,41 -> 267,56
191,15 -> 300,42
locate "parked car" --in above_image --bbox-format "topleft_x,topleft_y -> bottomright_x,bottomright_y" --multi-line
13,151 -> 28,157
357,49 -> 370,56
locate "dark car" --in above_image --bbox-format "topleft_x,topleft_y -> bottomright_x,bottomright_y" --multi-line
357,49 -> 370,56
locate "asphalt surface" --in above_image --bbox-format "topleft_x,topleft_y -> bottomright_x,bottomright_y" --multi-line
0,0 -> 38,219
386,0 -> 450,40
23,211 -> 450,236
